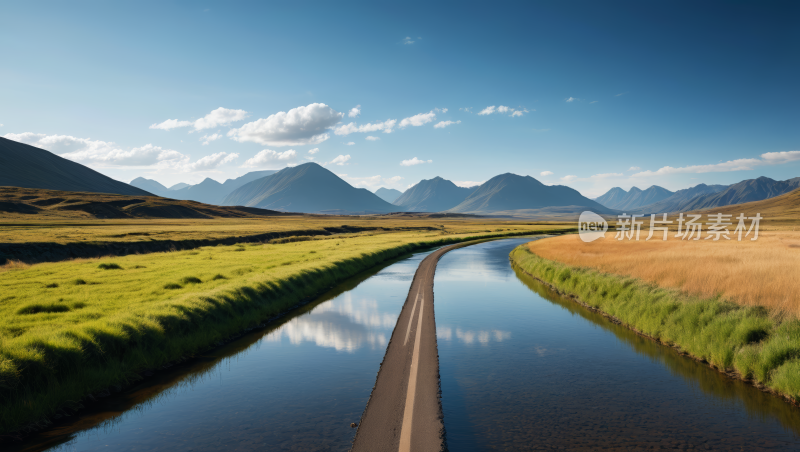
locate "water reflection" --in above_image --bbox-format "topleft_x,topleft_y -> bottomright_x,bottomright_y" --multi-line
9,248 -> 434,452
437,326 -> 511,345
265,294 -> 396,352
436,238 -> 800,451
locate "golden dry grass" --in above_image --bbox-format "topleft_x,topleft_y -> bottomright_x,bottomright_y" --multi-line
528,231 -> 800,316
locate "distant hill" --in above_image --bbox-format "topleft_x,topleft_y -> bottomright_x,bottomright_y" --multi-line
636,177 -> 800,213
0,136 -> 152,196
0,186 -> 291,219
446,173 -> 614,214
222,162 -> 398,214
678,176 -> 800,212
595,185 -> 673,210
130,177 -> 170,196
375,187 -> 403,203
635,183 -> 728,213
689,186 -> 800,223
393,177 -> 475,212
145,170 -> 280,204
168,182 -> 190,191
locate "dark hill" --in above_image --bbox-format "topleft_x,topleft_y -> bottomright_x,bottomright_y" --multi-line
446,173 -> 613,214
0,186 -> 290,219
0,136 -> 152,196
222,162 -> 398,214
393,177 -> 475,212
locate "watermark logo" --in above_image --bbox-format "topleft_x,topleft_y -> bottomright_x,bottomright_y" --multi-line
579,211 -> 608,242
578,211 -> 763,242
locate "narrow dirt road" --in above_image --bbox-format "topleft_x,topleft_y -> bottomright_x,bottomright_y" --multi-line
351,239 -> 508,452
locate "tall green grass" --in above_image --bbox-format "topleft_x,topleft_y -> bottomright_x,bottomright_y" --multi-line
510,245 -> 800,403
0,229 -> 561,433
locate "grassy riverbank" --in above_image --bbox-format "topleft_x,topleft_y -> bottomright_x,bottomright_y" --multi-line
510,245 -> 800,404
0,227 -> 566,434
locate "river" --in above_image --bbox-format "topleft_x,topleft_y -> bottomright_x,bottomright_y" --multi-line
10,238 -> 800,451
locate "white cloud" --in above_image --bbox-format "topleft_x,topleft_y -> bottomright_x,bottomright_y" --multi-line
150,107 -> 249,131
200,133 -> 222,145
348,105 -> 361,118
149,119 -> 193,130
345,141 -> 355,145
241,149 -> 297,168
193,108 -> 249,130
308,148 -> 319,155
228,103 -> 343,146
561,175 -> 578,182
478,105 -> 529,117
365,136 -> 380,141
0,124 -> 4,127
566,97 -> 578,102
628,166 -> 641,171
616,92 -> 628,97
434,120 -> 461,129
403,37 -> 415,45
459,107 -> 472,113
3,132 -> 189,168
398,111 -> 436,128
590,101 -> 599,104
540,171 -> 554,176
334,119 -> 397,136
454,180 -> 483,188
400,157 -> 432,166
761,151 -> 800,164
631,151 -> 800,177
343,174 -> 404,189
329,154 -> 351,166
188,152 -> 238,170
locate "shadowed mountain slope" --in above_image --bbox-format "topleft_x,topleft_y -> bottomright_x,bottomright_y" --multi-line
446,173 -> 613,214
0,137 -> 152,196
0,186 -> 289,219
222,162 -> 398,214
595,185 -> 673,210
636,177 -> 799,213
392,177 -> 475,212
633,183 -> 729,213
375,187 -> 403,203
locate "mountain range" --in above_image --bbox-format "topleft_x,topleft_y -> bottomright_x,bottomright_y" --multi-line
447,173 -> 614,214
3,136 -> 799,218
221,163 -> 398,214
0,137 -> 152,196
393,177 -> 475,212
131,170 -> 277,204
594,177 -> 800,214
594,186 -> 674,210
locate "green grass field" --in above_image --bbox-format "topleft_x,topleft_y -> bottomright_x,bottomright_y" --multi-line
510,245 -> 800,405
0,225 -> 569,434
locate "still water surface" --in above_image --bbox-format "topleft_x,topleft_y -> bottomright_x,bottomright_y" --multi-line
436,238 -> 800,450
11,238 -> 800,451
12,249 -> 435,452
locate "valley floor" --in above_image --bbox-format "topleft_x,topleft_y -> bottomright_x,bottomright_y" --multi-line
0,219 -> 569,434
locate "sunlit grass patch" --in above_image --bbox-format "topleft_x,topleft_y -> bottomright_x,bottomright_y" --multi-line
0,226 -> 563,433
511,244 -> 800,404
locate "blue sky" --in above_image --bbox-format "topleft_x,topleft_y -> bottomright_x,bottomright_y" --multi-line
1,1 -> 798,197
